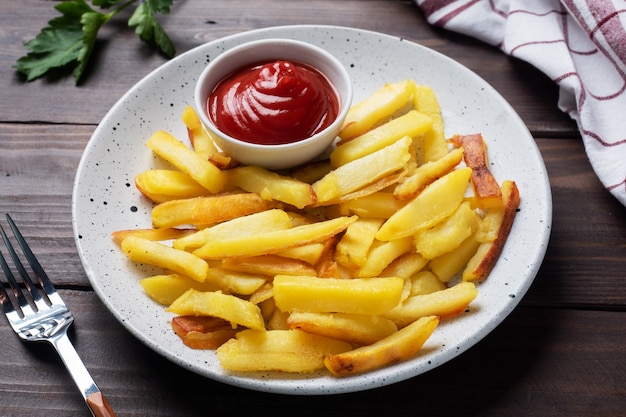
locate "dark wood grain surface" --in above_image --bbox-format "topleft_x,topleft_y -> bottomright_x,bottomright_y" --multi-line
1,1 -> 625,416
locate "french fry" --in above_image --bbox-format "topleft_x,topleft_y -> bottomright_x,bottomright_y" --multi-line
204,267 -> 268,295
121,236 -> 209,282
428,232 -> 481,282
324,315 -> 439,376
248,283 -> 274,305
462,180 -> 520,282
339,192 -> 406,219
449,133 -> 502,209
216,329 -> 352,373
313,235 -> 342,278
476,205 -> 505,243
267,309 -> 291,330
181,105 -> 219,158
167,289 -> 266,331
112,227 -> 193,245
313,136 -> 412,203
376,167 -> 472,241
221,255 -> 317,277
135,169 -> 210,203
412,84 -> 447,162
181,105 -> 235,170
414,201 -> 480,259
409,271 -> 446,296
356,237 -> 414,278
140,274 -> 220,305
339,80 -> 415,140
383,282 -> 478,327
152,193 -> 276,229
227,165 -> 317,209
379,252 -> 428,279
328,171 -> 407,206
146,130 -> 228,193
172,209 -> 292,251
172,315 -> 238,349
287,311 -> 398,346
277,243 -> 325,265
273,275 -> 404,315
335,218 -> 384,270
193,216 -> 357,259
331,110 -> 432,167
393,147 -> 464,201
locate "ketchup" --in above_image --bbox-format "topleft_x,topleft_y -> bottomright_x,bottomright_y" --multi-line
208,60 -> 339,145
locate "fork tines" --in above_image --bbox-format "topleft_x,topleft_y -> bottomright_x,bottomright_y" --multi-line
0,214 -> 64,318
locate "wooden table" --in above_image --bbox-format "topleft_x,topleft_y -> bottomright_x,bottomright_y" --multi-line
1,1 -> 625,416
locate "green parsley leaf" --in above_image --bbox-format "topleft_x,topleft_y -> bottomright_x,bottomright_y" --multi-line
75,11 -> 109,82
14,0 -> 94,82
128,1 -> 175,58
14,0 -> 176,85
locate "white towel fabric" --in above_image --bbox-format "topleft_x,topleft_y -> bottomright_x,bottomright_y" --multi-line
415,0 -> 626,207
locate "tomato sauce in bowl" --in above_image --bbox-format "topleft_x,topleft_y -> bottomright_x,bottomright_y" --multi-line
208,60 -> 340,145
194,38 -> 352,170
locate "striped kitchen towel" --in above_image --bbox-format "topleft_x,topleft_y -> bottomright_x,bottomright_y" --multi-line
415,0 -> 626,207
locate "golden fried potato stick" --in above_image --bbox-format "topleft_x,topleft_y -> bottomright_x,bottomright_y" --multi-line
356,236 -> 414,278
393,147 -> 464,201
221,255 -> 317,277
335,218 -> 384,270
313,235 -> 342,278
140,274 -> 220,305
227,165 -> 316,209
412,84 -> 448,162
181,105 -> 220,159
324,315 -> 439,377
135,169 -> 210,203
331,110 -> 432,167
167,289 -> 265,331
204,268 -> 268,296
273,275 -> 404,315
181,106 -> 234,169
121,236 -> 209,282
383,282 -> 478,328
172,209 -> 292,251
151,193 -> 276,228
111,227 -> 193,245
216,329 -> 352,373
449,133 -> 502,209
414,201 -> 480,259
146,129 -> 228,193
463,180 -> 520,282
313,136 -> 412,203
428,232 -> 481,282
339,192 -> 406,219
376,167 -> 472,241
339,80 -> 415,140
171,316 -> 238,349
288,311 -> 398,346
193,216 -> 357,259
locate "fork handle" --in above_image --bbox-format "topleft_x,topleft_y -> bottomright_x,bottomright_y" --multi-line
86,392 -> 116,417
51,331 -> 117,417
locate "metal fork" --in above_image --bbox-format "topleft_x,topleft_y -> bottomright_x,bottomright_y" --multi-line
0,214 -> 116,417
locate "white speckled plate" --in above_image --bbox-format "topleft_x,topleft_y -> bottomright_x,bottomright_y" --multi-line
72,25 -> 551,395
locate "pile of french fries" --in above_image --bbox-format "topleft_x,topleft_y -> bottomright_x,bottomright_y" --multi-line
113,79 -> 520,377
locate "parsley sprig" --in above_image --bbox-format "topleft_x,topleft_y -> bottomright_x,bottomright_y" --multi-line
14,0 -> 175,84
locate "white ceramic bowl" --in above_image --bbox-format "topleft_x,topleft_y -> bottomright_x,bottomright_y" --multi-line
194,38 -> 352,170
